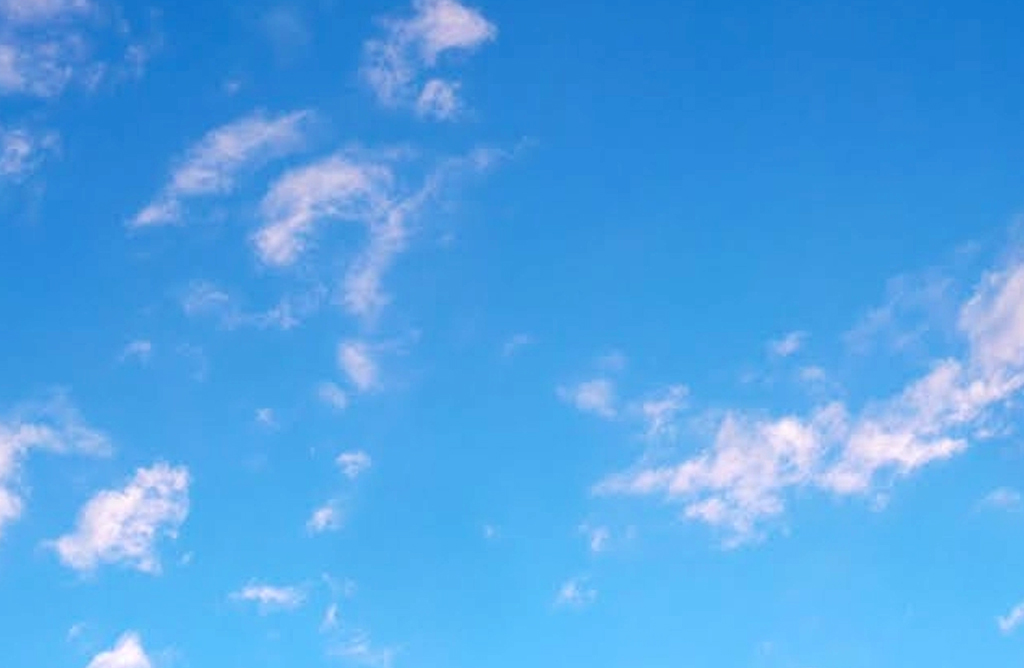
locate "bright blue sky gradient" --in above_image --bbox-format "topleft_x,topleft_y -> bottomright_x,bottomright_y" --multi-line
3,0 -> 1024,666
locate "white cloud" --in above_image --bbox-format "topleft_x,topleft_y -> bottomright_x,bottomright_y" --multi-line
320,603 -> 339,632
85,632 -> 151,668
0,125 -> 58,180
52,462 -> 190,573
1,0 -> 91,25
179,280 -> 323,331
558,378 -> 616,419
579,524 -> 609,553
318,381 -> 349,410
980,487 -> 1021,511
118,339 -> 152,363
231,582 -> 305,612
338,341 -> 379,392
361,0 -> 496,116
255,407 -> 276,427
307,501 -> 343,533
638,384 -> 688,440
415,78 -> 460,119
482,523 -> 498,540
0,393 -> 110,540
595,255 -> 1024,545
768,331 -> 807,358
132,110 -> 313,227
555,576 -> 596,608
329,631 -> 397,668
845,270 -> 953,354
501,333 -> 533,357
337,450 -> 372,479
999,602 -> 1024,634
596,351 -> 628,372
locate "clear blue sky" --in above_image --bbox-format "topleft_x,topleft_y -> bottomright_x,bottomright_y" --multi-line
3,0 -> 1024,666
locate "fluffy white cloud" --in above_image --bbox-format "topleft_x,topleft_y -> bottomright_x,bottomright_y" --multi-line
558,378 -> 616,419
338,341 -> 379,392
999,602 -> 1024,634
307,501 -> 342,533
52,462 -> 190,573
596,256 -> 1024,544
0,393 -> 110,540
85,632 -> 151,668
232,582 -> 306,612
361,0 -> 495,116
132,110 -> 313,227
555,576 -> 596,608
318,381 -> 349,410
768,331 -> 807,358
337,450 -> 372,479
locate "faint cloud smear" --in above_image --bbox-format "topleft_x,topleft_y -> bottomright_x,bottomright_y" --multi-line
232,582 -> 305,613
0,392 -> 111,541
320,603 -> 339,632
597,351 -> 628,372
85,632 -> 151,668
338,341 -> 379,392
52,462 -> 190,573
579,524 -> 609,553
0,126 -> 58,180
337,450 -> 372,479
482,523 -> 498,540
845,270 -> 953,354
558,378 -> 616,419
318,381 -> 349,410
999,602 -> 1024,634
329,631 -> 397,668
361,0 -> 496,118
118,339 -> 152,364
768,331 -> 807,358
255,407 -> 276,427
638,384 -> 688,441
501,333 -> 533,357
307,501 -> 342,533
179,280 -> 323,331
980,487 -> 1021,511
596,254 -> 1024,545
132,109 -> 313,227
555,576 -> 596,608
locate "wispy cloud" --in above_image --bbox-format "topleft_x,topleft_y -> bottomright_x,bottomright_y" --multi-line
52,462 -> 190,573
320,603 -> 339,632
0,392 -> 111,540
232,582 -> 305,612
329,631 -> 397,668
118,339 -> 152,364
85,632 -> 152,668
361,0 -> 496,118
845,270 -> 954,354
579,524 -> 610,553
637,384 -> 688,441
558,378 -> 616,419
307,501 -> 343,533
999,601 -> 1024,634
179,280 -> 324,331
0,125 -> 58,180
555,576 -> 596,608
596,254 -> 1024,545
132,110 -> 313,227
255,407 -> 276,427
768,331 -> 807,358
338,341 -> 379,392
337,450 -> 372,479
501,333 -> 533,357
318,381 -> 349,410
980,487 -> 1021,511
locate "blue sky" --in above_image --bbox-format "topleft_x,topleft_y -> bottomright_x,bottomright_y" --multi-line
2,0 -> 1024,666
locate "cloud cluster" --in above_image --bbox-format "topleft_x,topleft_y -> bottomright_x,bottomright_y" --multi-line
52,462 -> 190,573
361,0 -> 496,119
0,125 -> 58,180
595,257 -> 1024,545
232,582 -> 306,613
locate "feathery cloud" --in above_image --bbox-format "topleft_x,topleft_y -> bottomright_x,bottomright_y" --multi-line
0,393 -> 110,540
980,487 -> 1021,511
318,381 -> 349,410
0,125 -> 58,180
118,339 -> 152,364
768,331 -> 807,358
52,462 -> 189,573
132,110 -> 313,227
555,576 -> 596,608
338,341 -> 379,392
